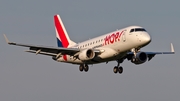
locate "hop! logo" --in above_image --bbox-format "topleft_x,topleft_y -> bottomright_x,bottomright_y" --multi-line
104,31 -> 124,45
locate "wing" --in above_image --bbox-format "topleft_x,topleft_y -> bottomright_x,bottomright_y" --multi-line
3,34 -> 80,57
126,43 -> 175,61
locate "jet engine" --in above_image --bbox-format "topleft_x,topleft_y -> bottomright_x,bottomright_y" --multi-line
131,52 -> 147,64
78,49 -> 95,61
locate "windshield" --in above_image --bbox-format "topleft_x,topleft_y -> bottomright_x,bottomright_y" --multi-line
130,28 -> 146,33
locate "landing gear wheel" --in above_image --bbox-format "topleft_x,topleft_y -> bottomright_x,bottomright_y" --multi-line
84,64 -> 89,72
79,65 -> 84,72
118,66 -> 123,74
113,66 -> 118,74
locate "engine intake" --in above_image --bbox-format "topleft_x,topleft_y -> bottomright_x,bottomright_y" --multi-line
78,49 -> 95,61
131,52 -> 147,64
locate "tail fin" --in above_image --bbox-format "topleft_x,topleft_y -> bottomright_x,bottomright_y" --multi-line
54,14 -> 76,48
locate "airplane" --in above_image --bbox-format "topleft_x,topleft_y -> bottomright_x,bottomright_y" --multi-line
4,14 -> 175,74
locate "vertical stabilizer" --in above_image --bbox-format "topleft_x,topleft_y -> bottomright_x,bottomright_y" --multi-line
54,14 -> 76,48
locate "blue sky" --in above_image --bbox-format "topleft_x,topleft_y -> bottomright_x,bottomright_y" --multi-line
0,0 -> 179,101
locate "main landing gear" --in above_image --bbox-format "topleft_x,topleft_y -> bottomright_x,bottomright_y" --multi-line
113,66 -> 123,74
79,64 -> 89,72
78,59 -> 124,74
113,59 -> 124,74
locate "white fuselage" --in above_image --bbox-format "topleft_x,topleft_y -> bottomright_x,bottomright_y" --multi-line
56,26 -> 151,64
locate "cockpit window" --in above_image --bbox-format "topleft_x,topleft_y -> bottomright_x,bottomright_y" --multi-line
130,29 -> 134,33
130,28 -> 146,33
135,28 -> 146,32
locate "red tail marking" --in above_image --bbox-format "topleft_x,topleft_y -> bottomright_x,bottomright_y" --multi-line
54,15 -> 69,48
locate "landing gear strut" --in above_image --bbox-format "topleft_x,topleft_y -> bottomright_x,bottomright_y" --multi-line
79,64 -> 89,72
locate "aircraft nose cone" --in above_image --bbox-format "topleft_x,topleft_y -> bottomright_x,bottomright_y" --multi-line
143,33 -> 151,44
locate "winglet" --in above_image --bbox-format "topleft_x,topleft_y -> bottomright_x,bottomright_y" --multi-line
171,43 -> 175,53
3,34 -> 16,45
3,34 -> 10,44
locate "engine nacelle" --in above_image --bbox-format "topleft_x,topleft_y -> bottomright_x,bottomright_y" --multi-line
78,49 -> 95,61
131,52 -> 147,64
